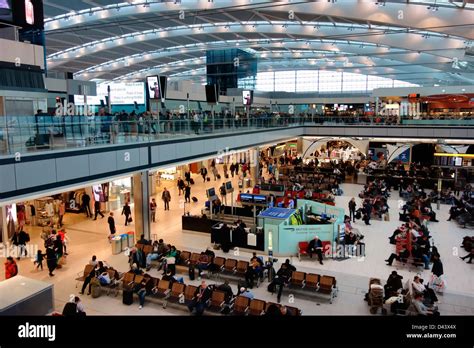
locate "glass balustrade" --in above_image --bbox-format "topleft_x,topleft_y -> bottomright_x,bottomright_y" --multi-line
0,114 -> 472,156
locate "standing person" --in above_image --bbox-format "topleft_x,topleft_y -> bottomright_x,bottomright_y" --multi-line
363,200 -> 372,225
223,162 -> 228,178
4,257 -> 18,279
57,229 -> 69,256
234,162 -> 239,176
17,207 -> 26,231
107,212 -> 116,241
46,247 -> 57,277
219,183 -> 227,205
184,184 -> 191,203
177,177 -> 185,196
58,200 -> 66,227
93,200 -> 104,220
184,171 -> 191,185
29,204 -> 36,227
82,193 -> 92,218
54,234 -> 64,261
229,163 -> 235,178
348,198 -> 357,223
122,202 -> 132,226
212,166 -> 219,181
162,188 -> 171,211
12,230 -> 29,259
193,113 -> 200,134
200,166 -> 208,182
150,198 -> 157,223
34,250 -> 45,271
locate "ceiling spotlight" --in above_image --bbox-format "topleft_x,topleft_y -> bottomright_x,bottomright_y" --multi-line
375,1 -> 386,6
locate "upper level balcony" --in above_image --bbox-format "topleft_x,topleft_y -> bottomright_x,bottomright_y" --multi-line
1,114 -> 473,157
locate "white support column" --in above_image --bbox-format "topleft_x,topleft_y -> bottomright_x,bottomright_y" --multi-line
132,171 -> 151,240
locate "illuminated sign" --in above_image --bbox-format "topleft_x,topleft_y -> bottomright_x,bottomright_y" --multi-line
74,82 -> 145,105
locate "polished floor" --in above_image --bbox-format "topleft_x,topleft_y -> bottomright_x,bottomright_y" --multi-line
1,166 -> 473,316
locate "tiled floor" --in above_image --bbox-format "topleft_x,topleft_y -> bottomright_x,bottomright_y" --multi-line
1,165 -> 473,316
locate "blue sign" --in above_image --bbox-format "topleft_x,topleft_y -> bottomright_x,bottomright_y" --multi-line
396,148 -> 410,164
258,207 -> 296,220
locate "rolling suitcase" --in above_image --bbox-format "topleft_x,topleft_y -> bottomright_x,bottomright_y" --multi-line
122,287 -> 134,305
216,174 -> 221,179
207,177 -> 211,182
192,197 -> 198,202
190,178 -> 195,185
188,265 -> 196,281
225,174 -> 229,179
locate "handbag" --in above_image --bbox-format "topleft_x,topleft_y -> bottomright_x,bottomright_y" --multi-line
128,217 -> 133,223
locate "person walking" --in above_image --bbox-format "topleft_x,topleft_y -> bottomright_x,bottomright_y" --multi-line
211,166 -> 219,181
58,200 -> 66,227
223,163 -> 228,178
107,212 -> 116,242
177,177 -> 185,196
93,200 -> 104,220
162,188 -> 171,211
200,167 -> 208,182
219,183 -> 227,205
46,246 -> 57,277
348,198 -> 357,223
4,257 -> 18,279
184,184 -> 191,203
82,193 -> 92,218
150,198 -> 157,223
122,202 -> 132,226
34,250 -> 45,271
184,171 -> 191,185
12,230 -> 29,260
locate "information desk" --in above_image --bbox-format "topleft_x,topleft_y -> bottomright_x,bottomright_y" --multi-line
211,223 -> 264,251
182,215 -> 220,233
258,201 -> 345,257
0,276 -> 54,316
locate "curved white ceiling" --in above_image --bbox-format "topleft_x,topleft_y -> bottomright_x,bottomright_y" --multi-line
42,0 -> 474,86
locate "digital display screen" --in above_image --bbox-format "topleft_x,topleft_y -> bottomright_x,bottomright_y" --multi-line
92,184 -> 109,202
260,184 -> 285,192
147,76 -> 161,100
205,84 -> 218,104
242,90 -> 253,106
0,0 -> 12,23
240,194 -> 254,203
253,195 -> 267,204
207,188 -> 216,198
454,157 -> 463,167
225,181 -> 233,190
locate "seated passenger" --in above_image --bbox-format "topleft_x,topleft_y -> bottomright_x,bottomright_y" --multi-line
307,236 -> 324,265
216,280 -> 234,303
188,280 -> 212,316
384,271 -> 403,300
239,287 -> 255,300
413,293 -> 439,316
245,252 -> 264,288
